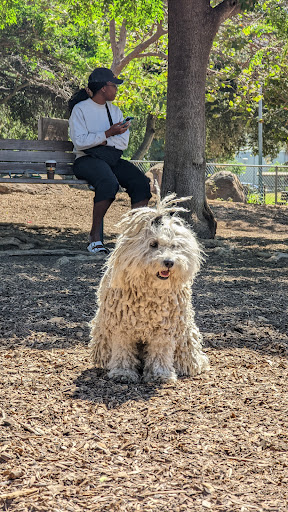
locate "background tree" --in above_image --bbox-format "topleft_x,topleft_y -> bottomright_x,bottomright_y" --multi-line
161,0 -> 260,238
108,17 -> 167,158
1,0 -> 287,204
205,0 -> 288,161
2,0 -> 287,161
0,1 -> 92,137
0,0 -> 168,156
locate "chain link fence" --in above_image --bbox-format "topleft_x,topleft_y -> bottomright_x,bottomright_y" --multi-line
206,163 -> 288,205
130,160 -> 162,174
132,160 -> 288,205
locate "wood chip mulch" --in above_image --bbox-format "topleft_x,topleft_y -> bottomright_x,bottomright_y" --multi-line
0,189 -> 287,511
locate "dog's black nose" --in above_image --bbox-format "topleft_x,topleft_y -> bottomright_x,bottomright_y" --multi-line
163,259 -> 174,269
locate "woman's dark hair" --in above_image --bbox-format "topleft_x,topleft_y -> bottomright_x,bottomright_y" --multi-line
68,81 -> 106,114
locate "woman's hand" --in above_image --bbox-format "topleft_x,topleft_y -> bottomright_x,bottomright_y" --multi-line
105,121 -> 130,138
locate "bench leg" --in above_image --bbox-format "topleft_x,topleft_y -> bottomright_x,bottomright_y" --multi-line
100,220 -> 104,243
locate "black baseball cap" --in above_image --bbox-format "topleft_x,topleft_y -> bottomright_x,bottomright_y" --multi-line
88,67 -> 123,84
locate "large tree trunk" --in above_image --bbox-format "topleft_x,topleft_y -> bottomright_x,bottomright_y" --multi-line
131,113 -> 156,160
162,0 -> 219,238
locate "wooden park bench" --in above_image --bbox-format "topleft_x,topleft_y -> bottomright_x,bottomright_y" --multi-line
0,135 -> 149,245
0,139 -> 85,185
0,138 -> 105,242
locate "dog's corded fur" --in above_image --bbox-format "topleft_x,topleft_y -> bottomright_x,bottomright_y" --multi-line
90,191 -> 209,383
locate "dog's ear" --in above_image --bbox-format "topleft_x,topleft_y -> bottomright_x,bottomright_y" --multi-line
151,215 -> 163,226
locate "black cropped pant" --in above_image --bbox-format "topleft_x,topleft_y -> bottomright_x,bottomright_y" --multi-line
73,146 -> 151,204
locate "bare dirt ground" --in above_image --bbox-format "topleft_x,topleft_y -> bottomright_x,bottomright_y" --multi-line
0,186 -> 288,512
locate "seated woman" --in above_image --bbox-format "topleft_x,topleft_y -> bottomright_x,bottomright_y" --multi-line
68,67 -> 151,254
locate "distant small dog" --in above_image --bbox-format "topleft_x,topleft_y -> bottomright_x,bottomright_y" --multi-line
90,191 -> 209,383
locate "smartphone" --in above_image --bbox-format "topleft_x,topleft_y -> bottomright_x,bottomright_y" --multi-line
120,116 -> 134,125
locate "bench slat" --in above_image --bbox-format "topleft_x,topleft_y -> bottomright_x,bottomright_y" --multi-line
0,162 -> 73,174
0,177 -> 88,184
0,139 -> 74,151
0,150 -> 75,163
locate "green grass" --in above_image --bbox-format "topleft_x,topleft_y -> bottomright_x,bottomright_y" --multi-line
247,192 -> 288,205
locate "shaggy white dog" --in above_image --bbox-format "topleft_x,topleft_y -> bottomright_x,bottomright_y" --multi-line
90,192 -> 209,383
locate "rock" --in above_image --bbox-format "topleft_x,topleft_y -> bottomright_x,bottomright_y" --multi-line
255,251 -> 274,258
46,317 -> 66,327
7,468 -> 24,480
146,163 -> 163,194
202,239 -> 226,249
56,256 -> 71,266
0,452 -> 13,462
269,252 -> 288,262
202,500 -> 212,509
73,254 -> 100,261
258,316 -> 269,322
0,237 -> 34,250
55,253 -> 105,266
213,246 -> 231,256
203,482 -> 215,495
206,170 -> 246,202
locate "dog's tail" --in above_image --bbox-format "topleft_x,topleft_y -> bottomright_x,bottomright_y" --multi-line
154,180 -> 192,215
115,183 -> 193,237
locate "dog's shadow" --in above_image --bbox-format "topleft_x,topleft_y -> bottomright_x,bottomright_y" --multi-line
72,368 -> 169,408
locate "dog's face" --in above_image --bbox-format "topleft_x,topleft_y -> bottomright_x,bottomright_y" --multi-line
145,215 -> 201,285
110,213 -> 202,289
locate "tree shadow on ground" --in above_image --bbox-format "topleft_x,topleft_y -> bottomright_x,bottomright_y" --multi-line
193,247 -> 288,355
227,236 -> 288,248
1,240 -> 287,359
0,255 -> 104,349
0,222 -> 117,250
212,203 -> 288,230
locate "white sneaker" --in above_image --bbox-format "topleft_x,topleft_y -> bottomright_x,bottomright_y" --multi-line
87,242 -> 109,254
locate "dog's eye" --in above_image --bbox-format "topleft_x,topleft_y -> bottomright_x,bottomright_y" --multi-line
150,241 -> 158,249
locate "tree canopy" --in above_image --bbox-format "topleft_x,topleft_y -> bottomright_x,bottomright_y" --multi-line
206,0 -> 288,159
0,0 -> 287,160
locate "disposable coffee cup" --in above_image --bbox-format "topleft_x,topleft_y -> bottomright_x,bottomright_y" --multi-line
45,160 -> 56,179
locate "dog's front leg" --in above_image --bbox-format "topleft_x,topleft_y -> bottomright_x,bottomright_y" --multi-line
107,333 -> 140,383
143,336 -> 177,383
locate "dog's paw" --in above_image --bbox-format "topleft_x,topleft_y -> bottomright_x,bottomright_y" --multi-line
143,367 -> 177,384
108,368 -> 140,383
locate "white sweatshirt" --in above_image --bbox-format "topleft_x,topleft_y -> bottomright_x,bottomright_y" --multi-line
69,98 -> 130,159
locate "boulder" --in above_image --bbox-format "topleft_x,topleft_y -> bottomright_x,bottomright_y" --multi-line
146,163 -> 163,194
206,171 -> 246,203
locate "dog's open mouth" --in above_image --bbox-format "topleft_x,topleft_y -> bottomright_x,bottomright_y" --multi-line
157,270 -> 170,280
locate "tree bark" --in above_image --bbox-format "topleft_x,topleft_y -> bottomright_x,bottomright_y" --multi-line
162,0 -> 224,238
131,113 -> 156,160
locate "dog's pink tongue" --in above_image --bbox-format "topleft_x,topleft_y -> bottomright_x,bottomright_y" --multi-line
160,270 -> 170,277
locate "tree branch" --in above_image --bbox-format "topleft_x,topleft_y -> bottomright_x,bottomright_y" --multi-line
110,19 -> 128,73
0,80 -> 30,105
118,19 -> 127,58
111,22 -> 167,76
109,19 -> 117,57
134,51 -> 168,60
132,113 -> 156,160
212,0 -> 247,27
